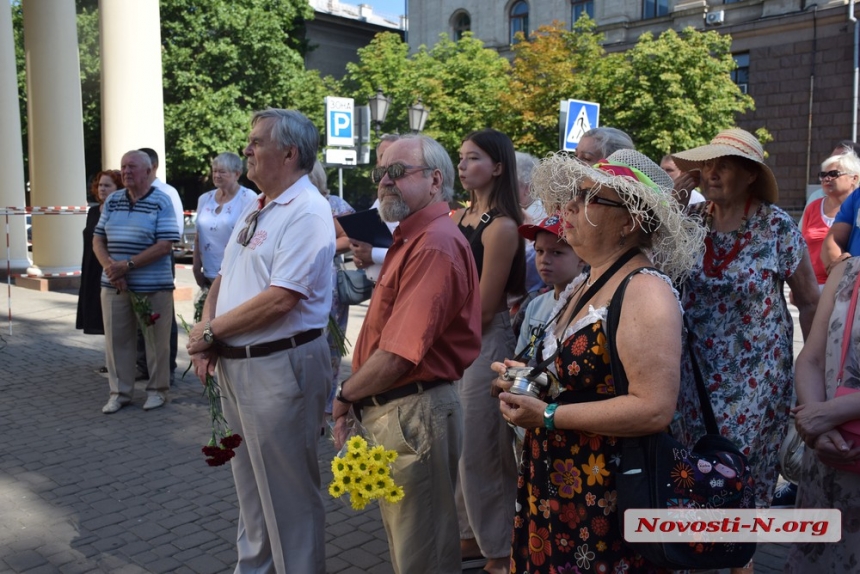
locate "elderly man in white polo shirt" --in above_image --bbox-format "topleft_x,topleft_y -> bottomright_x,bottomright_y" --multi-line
187,109 -> 335,574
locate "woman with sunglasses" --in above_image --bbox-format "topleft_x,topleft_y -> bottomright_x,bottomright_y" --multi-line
821,152 -> 860,274
493,150 -> 704,573
802,152 -> 860,288
671,129 -> 819,573
453,128 -> 526,574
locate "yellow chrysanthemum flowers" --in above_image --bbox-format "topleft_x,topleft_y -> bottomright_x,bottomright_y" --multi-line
329,435 -> 404,510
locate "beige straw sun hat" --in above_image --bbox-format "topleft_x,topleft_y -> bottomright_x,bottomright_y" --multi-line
671,128 -> 779,203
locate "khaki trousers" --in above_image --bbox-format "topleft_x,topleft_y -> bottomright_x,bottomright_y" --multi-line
101,288 -> 172,403
362,383 -> 463,574
456,311 -> 518,559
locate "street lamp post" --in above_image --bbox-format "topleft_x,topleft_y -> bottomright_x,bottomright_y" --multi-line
368,88 -> 391,137
408,98 -> 430,133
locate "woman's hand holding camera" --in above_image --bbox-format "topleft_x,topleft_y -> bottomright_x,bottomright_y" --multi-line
492,359 -> 549,428
490,359 -> 521,397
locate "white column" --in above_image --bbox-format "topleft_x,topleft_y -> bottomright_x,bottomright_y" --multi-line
99,0 -> 167,180
0,4 -> 31,273
22,0 -> 87,275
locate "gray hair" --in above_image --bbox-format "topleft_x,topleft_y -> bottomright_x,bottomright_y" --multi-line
582,127 -> 634,158
212,152 -> 244,175
377,133 -> 401,153
123,149 -> 152,169
308,161 -> 329,196
823,150 -> 860,177
399,134 -> 455,203
250,109 -> 319,172
515,151 -> 539,185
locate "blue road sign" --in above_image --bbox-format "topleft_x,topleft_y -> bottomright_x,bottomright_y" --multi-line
325,97 -> 354,147
562,99 -> 600,152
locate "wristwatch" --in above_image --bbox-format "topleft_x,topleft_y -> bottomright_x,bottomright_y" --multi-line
543,403 -> 559,431
336,380 -> 351,404
203,322 -> 215,344
126,259 -> 136,270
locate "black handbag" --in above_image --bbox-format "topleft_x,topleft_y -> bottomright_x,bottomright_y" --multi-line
606,268 -> 757,570
336,268 -> 374,305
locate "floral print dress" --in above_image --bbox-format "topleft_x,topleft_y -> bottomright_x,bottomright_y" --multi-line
675,201 -> 805,508
785,258 -> 860,572
511,275 -> 670,574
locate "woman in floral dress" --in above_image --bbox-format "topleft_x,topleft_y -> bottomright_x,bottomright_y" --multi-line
494,150 -> 705,573
786,257 -> 860,571
671,129 -> 820,573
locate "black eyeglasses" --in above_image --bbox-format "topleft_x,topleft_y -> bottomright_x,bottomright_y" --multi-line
573,188 -> 627,209
819,170 -> 848,181
236,208 -> 262,247
371,163 -> 433,184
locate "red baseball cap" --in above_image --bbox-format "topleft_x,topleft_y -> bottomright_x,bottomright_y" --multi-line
518,214 -> 564,241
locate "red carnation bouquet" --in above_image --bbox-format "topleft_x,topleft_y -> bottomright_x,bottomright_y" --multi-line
129,291 -> 160,339
178,315 -> 243,466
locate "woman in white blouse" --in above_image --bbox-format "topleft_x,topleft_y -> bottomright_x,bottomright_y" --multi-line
193,152 -> 257,287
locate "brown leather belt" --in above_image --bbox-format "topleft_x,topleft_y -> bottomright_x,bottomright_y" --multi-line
215,328 -> 323,359
356,380 -> 451,408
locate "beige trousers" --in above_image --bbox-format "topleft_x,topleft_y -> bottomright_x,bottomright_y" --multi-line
218,337 -> 331,574
101,288 -> 172,403
362,383 -> 463,574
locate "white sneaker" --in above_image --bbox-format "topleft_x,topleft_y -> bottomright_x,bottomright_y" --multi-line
142,394 -> 166,411
102,398 -> 123,414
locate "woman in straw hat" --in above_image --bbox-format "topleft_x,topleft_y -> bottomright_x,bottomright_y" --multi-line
671,130 -> 819,552
492,150 -> 704,573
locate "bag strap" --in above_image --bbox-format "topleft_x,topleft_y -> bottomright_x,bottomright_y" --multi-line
837,262 -> 860,386
606,267 -> 721,436
527,247 -> 640,379
684,326 -> 720,435
464,208 -> 500,248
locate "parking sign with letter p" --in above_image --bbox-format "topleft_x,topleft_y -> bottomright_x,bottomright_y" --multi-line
325,96 -> 354,147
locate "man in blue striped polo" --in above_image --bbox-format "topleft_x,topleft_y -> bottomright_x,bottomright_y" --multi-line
93,149 -> 180,414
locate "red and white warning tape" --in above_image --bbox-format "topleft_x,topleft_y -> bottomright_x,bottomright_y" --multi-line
4,206 -> 89,334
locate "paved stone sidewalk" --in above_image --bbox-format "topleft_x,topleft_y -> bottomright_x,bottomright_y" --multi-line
0,273 -> 391,574
0,270 -> 793,573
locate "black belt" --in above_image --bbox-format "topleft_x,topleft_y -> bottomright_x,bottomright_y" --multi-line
356,380 -> 451,408
215,328 -> 323,359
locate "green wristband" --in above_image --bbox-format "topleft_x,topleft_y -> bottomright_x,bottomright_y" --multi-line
543,403 -> 559,431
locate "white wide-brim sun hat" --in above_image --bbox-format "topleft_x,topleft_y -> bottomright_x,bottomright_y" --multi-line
672,128 -> 779,203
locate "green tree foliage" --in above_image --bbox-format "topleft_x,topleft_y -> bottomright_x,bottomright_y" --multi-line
500,18 -> 611,155
599,27 -> 756,159
159,0 -> 336,180
341,32 -> 510,203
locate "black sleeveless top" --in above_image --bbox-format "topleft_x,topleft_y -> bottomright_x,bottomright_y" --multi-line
457,209 -> 500,280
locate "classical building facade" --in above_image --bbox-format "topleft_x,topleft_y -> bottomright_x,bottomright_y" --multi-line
306,0 -> 406,80
407,0 -> 859,213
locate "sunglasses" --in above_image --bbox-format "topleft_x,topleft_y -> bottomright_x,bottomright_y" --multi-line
371,163 -> 433,184
573,188 -> 627,209
819,170 -> 848,180
236,208 -> 262,247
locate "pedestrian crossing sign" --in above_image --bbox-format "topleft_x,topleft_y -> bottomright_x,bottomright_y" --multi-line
562,99 -> 600,152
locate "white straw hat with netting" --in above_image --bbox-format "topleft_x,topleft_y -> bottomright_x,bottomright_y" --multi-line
530,150 -> 705,282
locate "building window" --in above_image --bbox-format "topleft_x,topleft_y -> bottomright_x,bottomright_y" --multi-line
572,0 -> 594,23
642,0 -> 669,19
453,11 -> 471,40
732,52 -> 749,93
510,1 -> 529,43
